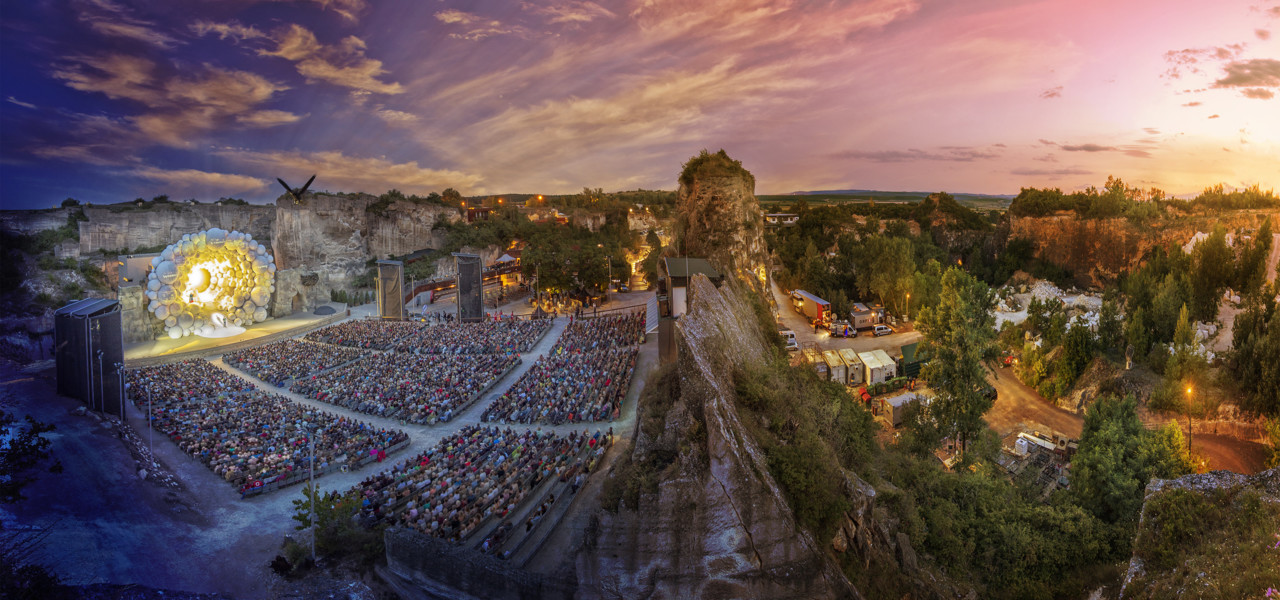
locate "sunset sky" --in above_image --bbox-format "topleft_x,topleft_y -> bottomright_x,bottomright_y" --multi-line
1,0 -> 1277,209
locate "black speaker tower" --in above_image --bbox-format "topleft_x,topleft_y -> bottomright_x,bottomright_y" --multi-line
54,299 -> 125,419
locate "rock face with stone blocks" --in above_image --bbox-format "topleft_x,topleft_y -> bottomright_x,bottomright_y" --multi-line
271,268 -> 336,317
676,152 -> 770,292
271,193 -> 460,282
574,276 -> 861,599
77,204 -> 275,255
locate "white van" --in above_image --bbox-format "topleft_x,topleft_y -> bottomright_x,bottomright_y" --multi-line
780,329 -> 799,351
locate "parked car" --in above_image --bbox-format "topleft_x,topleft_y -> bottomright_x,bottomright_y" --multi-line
873,325 -> 893,337
779,328 -> 799,351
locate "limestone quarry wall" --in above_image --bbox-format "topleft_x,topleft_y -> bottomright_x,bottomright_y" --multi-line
0,208 -> 72,235
575,276 -> 859,600
678,175 -> 769,290
77,204 -> 275,255
1008,209 -> 1280,287
271,194 -> 458,280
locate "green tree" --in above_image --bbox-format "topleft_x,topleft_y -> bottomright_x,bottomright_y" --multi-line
0,411 -> 62,505
1071,395 -> 1194,526
1126,305 -> 1151,357
1061,323 -> 1096,383
917,267 -> 997,454
1235,218 -> 1273,297
1097,297 -> 1123,353
60,198 -> 78,208
857,235 -> 914,316
1188,225 -> 1233,321
910,258 -> 943,318
1230,286 -> 1280,416
441,188 -> 463,205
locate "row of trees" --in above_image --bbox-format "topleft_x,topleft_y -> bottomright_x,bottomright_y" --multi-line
1009,177 -> 1279,219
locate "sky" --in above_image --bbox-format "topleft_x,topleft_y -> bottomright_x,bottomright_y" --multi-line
0,0 -> 1277,209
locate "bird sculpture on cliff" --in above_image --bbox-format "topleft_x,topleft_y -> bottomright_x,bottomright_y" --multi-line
277,174 -> 316,205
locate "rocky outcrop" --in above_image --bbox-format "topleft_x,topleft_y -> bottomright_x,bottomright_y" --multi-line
677,170 -> 769,291
272,194 -> 459,281
1120,468 -> 1280,598
575,276 -> 860,599
77,204 -> 274,255
0,208 -> 71,235
627,211 -> 659,233
1008,209 -> 1280,288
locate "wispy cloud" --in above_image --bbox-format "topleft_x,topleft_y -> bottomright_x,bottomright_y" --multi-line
1257,29 -> 1272,40
130,166 -> 268,194
833,146 -> 1002,162
521,1 -> 616,24
1040,86 -> 1062,99
6,96 -> 38,110
1162,44 -> 1246,79
374,108 -> 418,123
214,148 -> 485,195
260,24 -> 403,94
1212,58 -> 1280,97
76,0 -> 181,48
1010,167 -> 1092,176
191,20 -> 267,43
434,9 -> 522,40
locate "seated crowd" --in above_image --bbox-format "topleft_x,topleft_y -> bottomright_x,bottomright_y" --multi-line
480,347 -> 637,424
304,319 -> 423,350
550,311 -> 645,354
223,339 -> 368,387
140,388 -> 408,493
351,425 -> 612,543
396,320 -> 551,355
293,352 -> 519,425
126,359 -> 254,405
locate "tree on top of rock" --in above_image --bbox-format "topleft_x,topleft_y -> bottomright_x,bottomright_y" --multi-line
678,149 -> 755,189
674,149 -> 767,290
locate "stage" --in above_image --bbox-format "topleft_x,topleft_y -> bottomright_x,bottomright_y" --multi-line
124,302 -> 371,367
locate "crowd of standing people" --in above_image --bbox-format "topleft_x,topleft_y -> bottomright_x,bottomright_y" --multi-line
223,339 -> 367,387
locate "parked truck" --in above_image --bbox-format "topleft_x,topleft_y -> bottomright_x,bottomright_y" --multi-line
791,290 -> 832,329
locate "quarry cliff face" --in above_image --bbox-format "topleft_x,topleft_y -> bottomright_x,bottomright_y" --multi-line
270,194 -> 458,279
1008,209 -> 1280,287
678,175 -> 769,290
575,276 -> 860,599
77,204 -> 274,255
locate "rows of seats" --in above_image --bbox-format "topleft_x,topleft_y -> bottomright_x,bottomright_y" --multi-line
304,319 -> 422,350
351,425 -> 612,543
223,339 -> 367,387
126,359 -> 254,404
126,360 -> 407,493
292,352 -> 518,425
396,320 -> 551,355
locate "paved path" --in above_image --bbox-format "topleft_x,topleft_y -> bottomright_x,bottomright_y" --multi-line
768,277 -> 922,353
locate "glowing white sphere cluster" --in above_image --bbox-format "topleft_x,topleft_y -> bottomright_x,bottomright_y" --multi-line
144,228 -> 276,339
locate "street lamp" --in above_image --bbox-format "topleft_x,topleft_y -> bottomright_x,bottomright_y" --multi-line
1185,385 -> 1194,444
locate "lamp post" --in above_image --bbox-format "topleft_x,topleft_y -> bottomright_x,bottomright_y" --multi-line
1185,385 -> 1194,445
147,383 -> 154,468
309,434 -> 316,563
605,255 -> 612,303
905,292 -> 911,321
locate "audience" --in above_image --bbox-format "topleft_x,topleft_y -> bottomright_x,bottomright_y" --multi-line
397,320 -> 551,355
134,383 -> 408,493
224,339 -> 367,387
305,319 -> 422,350
293,352 -> 519,425
351,425 -> 612,543
480,347 -> 636,424
550,312 -> 645,354
126,360 -> 254,404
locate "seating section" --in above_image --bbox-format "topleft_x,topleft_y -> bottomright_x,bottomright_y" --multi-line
351,425 -> 612,543
304,319 -> 422,350
126,359 -> 255,404
127,360 -> 408,494
223,339 -> 367,387
396,320 -> 551,355
293,352 -> 518,425
481,313 -> 644,424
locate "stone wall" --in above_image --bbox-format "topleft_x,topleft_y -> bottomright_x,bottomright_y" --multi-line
1007,209 -> 1280,287
271,194 -> 459,282
118,284 -> 160,343
384,527 -> 574,600
677,175 -> 769,292
0,208 -> 71,235
77,204 -> 275,255
271,268 -> 336,318
574,276 -> 860,599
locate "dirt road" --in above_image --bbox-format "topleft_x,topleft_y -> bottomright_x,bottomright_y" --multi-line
984,366 -> 1268,473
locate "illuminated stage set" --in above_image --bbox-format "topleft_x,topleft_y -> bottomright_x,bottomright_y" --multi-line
143,228 -> 276,340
